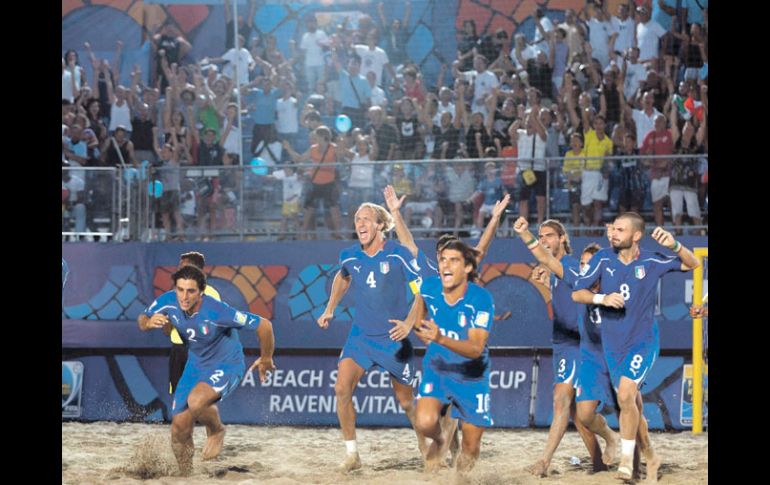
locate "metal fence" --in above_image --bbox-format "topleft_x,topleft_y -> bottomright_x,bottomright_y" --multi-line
62,154 -> 708,242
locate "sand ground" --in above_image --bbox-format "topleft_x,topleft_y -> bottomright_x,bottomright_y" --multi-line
62,422 -> 707,484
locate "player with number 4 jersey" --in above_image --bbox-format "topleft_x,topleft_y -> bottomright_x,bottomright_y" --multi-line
317,203 -> 426,472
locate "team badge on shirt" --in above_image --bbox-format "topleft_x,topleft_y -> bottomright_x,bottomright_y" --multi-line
458,312 -> 467,328
475,311 -> 490,328
380,261 -> 390,274
200,324 -> 209,335
634,266 -> 646,280
235,311 -> 247,325
423,382 -> 433,394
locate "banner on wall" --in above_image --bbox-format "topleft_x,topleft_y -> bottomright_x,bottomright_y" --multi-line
680,363 -> 708,427
62,361 -> 84,418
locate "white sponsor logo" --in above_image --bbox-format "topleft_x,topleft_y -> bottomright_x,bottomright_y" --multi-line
429,305 -> 438,316
353,265 -> 361,273
606,267 -> 616,276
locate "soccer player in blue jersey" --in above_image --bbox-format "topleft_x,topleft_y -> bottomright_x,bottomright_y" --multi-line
383,185 -> 510,464
139,265 -> 275,475
517,221 -> 660,479
511,217 -> 607,477
137,252 -> 223,396
316,202 -> 426,471
399,238 -> 495,473
570,212 -> 699,480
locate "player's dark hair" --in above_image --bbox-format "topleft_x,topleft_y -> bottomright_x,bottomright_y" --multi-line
582,242 -> 601,256
616,211 -> 645,234
180,251 -> 206,269
172,265 -> 207,292
438,238 -> 481,283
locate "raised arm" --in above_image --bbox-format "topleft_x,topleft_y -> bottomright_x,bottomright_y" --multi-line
383,184 -> 418,257
512,216 -> 564,277
651,226 -> 700,271
475,193 -> 510,263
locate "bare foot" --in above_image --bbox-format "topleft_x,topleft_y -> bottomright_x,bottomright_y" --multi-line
645,452 -> 661,483
338,452 -> 362,472
456,452 -> 477,473
617,454 -> 633,480
202,426 -> 226,460
603,430 -> 620,465
423,437 -> 444,472
527,458 -> 549,477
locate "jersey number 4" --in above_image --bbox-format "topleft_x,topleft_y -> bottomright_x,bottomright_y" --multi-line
366,271 -> 377,288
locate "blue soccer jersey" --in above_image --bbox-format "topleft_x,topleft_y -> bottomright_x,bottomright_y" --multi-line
339,240 -> 423,336
420,276 -> 495,379
144,292 -> 263,369
568,248 -> 683,353
551,254 -> 581,344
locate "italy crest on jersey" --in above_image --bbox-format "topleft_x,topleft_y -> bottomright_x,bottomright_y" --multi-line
634,266 -> 646,280
380,261 -> 390,274
200,324 -> 210,335
458,312 -> 467,328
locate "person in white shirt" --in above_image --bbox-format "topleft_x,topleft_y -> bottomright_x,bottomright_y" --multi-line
471,55 -> 499,121
585,3 -> 612,68
433,87 -> 455,126
269,163 -> 303,239
354,31 -> 397,87
300,16 -> 329,93
609,3 -> 635,57
367,71 -> 388,109
531,8 -> 555,56
511,33 -> 537,70
205,35 -> 254,86
635,6 -> 666,64
621,47 -> 648,101
276,79 -> 300,152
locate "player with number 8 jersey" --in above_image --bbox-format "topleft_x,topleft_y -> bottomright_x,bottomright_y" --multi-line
567,212 -> 700,480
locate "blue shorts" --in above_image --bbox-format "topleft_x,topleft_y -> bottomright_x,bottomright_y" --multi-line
420,363 -> 493,428
339,327 -> 416,385
553,340 -> 581,387
172,360 -> 245,416
605,338 -> 659,390
576,346 -> 614,411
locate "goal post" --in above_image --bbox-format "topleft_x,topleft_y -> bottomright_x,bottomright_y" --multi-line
692,247 -> 708,434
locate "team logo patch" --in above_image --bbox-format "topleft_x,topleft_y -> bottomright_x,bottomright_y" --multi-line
423,382 -> 433,394
475,311 -> 490,328
409,258 -> 421,272
172,399 -> 176,410
634,266 -> 646,280
380,262 -> 390,274
235,311 -> 247,325
458,312 -> 467,328
200,324 -> 209,335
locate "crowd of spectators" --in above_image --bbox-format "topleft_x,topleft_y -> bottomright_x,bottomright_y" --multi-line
62,0 -> 708,241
